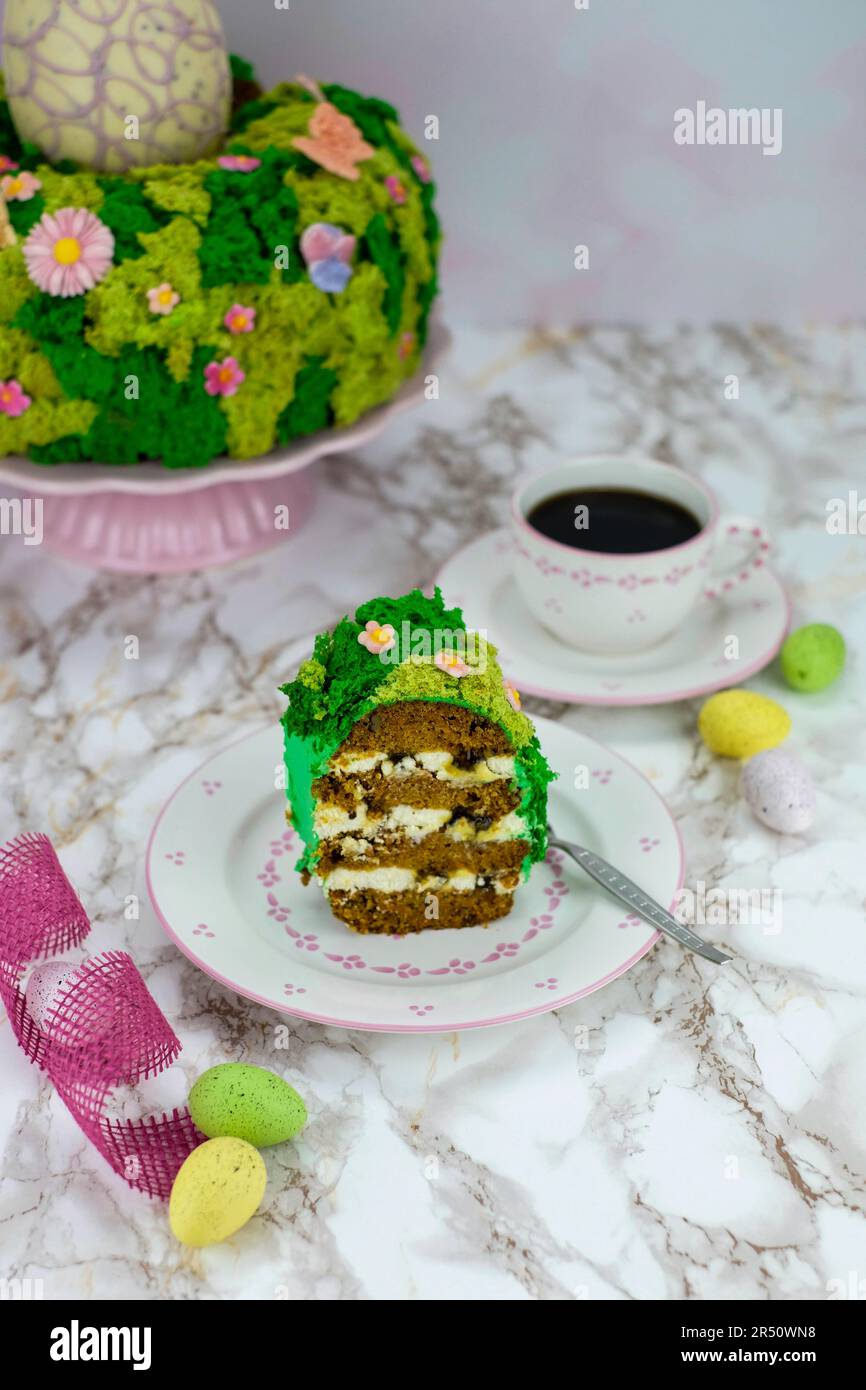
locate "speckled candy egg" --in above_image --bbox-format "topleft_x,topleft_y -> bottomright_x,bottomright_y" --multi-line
25,960 -> 85,1035
189,1063 -> 307,1148
698,689 -> 791,760
781,623 -> 846,693
169,1137 -> 266,1247
2,0 -> 231,172
741,749 -> 816,834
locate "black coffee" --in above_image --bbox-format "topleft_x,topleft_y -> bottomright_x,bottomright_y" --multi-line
527,488 -> 702,554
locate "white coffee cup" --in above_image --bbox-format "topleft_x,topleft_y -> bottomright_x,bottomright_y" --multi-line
510,456 -> 770,655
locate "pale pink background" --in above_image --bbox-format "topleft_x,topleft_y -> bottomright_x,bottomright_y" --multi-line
2,0 -> 864,324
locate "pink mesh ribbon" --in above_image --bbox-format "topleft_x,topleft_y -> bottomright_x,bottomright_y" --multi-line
0,833 -> 201,1199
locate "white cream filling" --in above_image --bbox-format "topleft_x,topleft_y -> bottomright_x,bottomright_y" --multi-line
390,804 -> 454,833
315,802 -> 453,842
315,802 -> 371,838
324,867 -> 516,895
331,752 -> 387,775
315,803 -> 527,855
329,749 -> 515,784
446,811 -> 526,844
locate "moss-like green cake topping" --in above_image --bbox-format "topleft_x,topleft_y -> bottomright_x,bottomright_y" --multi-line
280,588 -> 556,877
0,63 -> 440,468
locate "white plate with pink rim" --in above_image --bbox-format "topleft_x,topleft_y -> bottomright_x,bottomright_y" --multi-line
146,717 -> 684,1034
435,528 -> 790,707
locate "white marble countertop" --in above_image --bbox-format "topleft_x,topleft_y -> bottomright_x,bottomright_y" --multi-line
1,324 -> 865,1301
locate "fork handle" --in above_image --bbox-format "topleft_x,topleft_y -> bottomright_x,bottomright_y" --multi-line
548,835 -> 732,965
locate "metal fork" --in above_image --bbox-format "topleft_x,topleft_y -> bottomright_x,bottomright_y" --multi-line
547,823 -> 732,965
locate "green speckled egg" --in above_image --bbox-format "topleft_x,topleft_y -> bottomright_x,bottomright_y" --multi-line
189,1063 -> 307,1147
698,689 -> 791,759
780,623 -> 845,692
169,1137 -> 266,1248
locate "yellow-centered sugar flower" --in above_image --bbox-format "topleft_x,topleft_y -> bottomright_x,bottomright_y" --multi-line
147,282 -> 180,316
1,170 -> 41,201
504,680 -> 521,711
358,620 -> 396,654
434,649 -> 471,678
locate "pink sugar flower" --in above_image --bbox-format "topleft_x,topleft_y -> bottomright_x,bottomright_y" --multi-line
358,620 -> 396,655
385,174 -> 407,205
23,207 -> 114,298
300,223 -> 357,293
410,154 -> 431,183
504,680 -> 522,712
204,356 -> 245,398
147,281 -> 180,315
435,649 -> 471,678
224,303 -> 257,335
0,379 -> 31,417
0,156 -> 19,173
1,170 -> 41,202
398,331 -> 415,361
218,154 -> 261,172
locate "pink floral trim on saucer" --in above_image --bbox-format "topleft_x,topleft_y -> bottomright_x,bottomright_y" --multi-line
433,527 -> 789,707
513,537 -> 701,587
257,839 -> 569,977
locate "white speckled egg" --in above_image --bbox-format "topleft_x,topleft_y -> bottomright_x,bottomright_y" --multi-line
25,960 -> 85,1034
741,749 -> 816,834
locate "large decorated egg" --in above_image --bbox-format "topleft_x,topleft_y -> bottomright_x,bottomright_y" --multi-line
2,0 -> 231,172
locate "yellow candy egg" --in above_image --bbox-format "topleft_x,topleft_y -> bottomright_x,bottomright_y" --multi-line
698,690 -> 791,760
169,1137 -> 266,1248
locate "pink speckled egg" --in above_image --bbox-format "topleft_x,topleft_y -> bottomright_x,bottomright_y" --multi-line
741,749 -> 816,835
25,960 -> 85,1035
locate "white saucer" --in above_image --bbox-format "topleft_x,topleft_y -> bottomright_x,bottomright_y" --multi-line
435,529 -> 790,706
146,718 -> 684,1034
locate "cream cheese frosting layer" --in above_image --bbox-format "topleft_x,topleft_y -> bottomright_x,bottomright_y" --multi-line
324,867 -> 518,895
330,750 -> 515,784
446,810 -> 526,844
315,803 -> 453,841
314,802 -> 527,851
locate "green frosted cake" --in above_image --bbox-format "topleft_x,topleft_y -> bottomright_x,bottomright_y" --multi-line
0,60 -> 440,468
280,589 -> 555,935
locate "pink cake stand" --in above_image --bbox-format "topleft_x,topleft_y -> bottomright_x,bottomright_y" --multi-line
0,321 -> 450,574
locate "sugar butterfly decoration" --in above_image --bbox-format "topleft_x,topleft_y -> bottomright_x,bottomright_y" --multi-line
292,74 -> 375,181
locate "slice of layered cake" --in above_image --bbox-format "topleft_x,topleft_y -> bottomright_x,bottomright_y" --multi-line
279,589 -> 555,934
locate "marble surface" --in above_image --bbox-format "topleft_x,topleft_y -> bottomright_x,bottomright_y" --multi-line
1,324 -> 865,1301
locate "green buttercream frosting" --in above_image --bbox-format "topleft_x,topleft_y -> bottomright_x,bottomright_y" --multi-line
0,62 -> 440,468
280,589 -> 555,878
